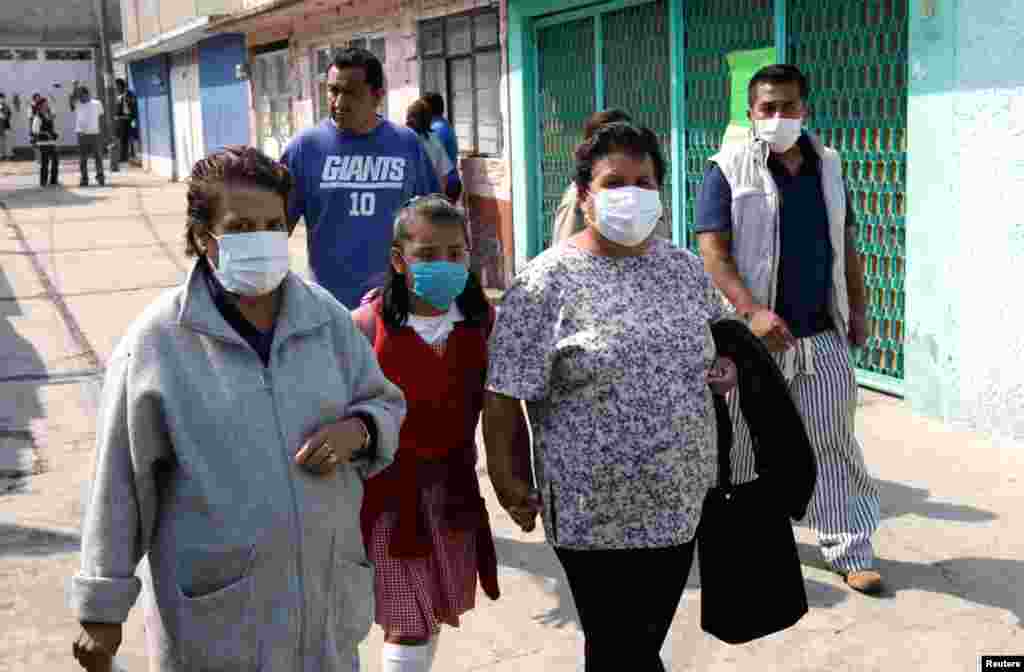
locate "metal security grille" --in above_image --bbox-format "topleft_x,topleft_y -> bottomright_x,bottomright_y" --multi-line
537,18 -> 595,247
604,0 -> 673,240
789,0 -> 908,384
683,0 -> 774,252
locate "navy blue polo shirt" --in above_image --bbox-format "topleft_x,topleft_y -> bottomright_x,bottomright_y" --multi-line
695,133 -> 852,339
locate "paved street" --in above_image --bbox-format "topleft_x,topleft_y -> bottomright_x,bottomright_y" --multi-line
0,160 -> 1021,671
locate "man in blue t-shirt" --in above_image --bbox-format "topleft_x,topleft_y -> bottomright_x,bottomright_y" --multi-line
424,92 -> 461,202
283,48 -> 439,308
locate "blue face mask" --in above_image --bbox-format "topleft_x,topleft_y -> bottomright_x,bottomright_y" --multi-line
406,260 -> 469,311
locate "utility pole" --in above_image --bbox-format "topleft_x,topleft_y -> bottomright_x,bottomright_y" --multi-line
92,0 -> 117,169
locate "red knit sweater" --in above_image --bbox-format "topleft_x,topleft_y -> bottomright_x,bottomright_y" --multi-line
359,299 -> 499,600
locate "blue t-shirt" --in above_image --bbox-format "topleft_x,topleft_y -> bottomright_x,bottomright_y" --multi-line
283,119 -> 440,308
430,116 -> 460,182
695,134 -> 854,338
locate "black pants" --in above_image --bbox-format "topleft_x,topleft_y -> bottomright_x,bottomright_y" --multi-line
78,133 -> 104,183
554,541 -> 696,672
38,145 -> 58,185
116,119 -> 133,162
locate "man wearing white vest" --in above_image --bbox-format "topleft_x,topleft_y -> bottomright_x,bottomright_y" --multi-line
695,64 -> 882,595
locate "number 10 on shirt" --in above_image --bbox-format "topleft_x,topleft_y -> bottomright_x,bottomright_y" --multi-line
349,192 -> 376,217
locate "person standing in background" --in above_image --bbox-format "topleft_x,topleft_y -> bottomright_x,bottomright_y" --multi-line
30,97 -> 60,187
424,93 -> 461,203
281,47 -> 439,309
550,109 -> 633,246
0,93 -> 12,160
70,85 -> 105,187
112,78 -> 137,171
406,98 -> 453,195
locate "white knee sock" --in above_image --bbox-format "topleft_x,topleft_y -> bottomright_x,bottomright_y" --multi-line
381,642 -> 430,672
661,636 -> 673,669
425,633 -> 441,669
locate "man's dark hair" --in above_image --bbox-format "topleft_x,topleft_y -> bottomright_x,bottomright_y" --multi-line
748,64 -> 809,106
424,92 -> 444,118
115,78 -> 126,90
405,98 -> 433,137
332,47 -> 385,90
185,145 -> 294,257
574,122 -> 666,197
583,108 -> 632,141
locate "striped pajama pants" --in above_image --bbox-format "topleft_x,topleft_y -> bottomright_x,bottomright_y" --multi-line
726,329 -> 881,573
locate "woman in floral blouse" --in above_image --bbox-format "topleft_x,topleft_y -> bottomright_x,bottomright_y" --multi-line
484,122 -> 737,672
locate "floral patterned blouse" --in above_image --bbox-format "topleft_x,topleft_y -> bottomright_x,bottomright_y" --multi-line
486,238 -> 727,550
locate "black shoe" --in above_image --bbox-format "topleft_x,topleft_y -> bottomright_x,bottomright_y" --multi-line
80,180 -> 89,187
97,175 -> 105,186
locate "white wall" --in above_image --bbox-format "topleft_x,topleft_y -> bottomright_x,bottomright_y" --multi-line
906,0 -> 1024,444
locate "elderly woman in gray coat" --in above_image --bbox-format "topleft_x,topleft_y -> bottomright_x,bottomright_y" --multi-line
69,146 -> 406,671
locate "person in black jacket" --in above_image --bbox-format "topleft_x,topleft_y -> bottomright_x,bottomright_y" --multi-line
113,78 -> 137,169
31,98 -> 60,187
0,92 -> 12,160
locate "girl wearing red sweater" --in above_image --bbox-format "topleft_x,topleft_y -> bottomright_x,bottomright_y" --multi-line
353,195 -> 499,672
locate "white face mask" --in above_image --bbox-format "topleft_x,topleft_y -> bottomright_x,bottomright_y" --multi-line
591,186 -> 663,247
210,231 -> 290,296
754,117 -> 803,153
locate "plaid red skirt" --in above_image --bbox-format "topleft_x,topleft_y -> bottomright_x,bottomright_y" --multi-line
369,480 -> 479,639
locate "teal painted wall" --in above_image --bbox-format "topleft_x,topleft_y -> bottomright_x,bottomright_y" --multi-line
906,0 -> 1024,441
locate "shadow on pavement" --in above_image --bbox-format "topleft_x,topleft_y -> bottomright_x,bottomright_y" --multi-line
493,535 -> 850,633
0,159 -> 130,208
0,523 -> 79,557
2,187 -> 111,210
0,266 -> 45,480
792,479 -> 1014,620
796,541 -> 1024,627
875,479 -> 997,523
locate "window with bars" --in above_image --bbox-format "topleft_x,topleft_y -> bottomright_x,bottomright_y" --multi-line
314,46 -> 333,121
418,9 -> 502,156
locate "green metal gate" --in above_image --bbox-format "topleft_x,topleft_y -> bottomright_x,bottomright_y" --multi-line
788,0 -> 908,389
536,17 -> 595,248
603,0 -> 673,240
535,0 -> 672,248
683,0 -> 774,253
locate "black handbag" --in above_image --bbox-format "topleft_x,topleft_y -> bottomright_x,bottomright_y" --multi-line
696,394 -> 809,645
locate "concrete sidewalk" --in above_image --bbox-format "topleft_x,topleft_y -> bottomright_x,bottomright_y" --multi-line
0,164 -> 1021,671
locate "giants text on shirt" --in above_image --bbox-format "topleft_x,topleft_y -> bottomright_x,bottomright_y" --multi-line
283,120 -> 439,308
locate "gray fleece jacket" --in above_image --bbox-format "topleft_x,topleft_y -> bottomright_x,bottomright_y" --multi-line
69,262 -> 406,671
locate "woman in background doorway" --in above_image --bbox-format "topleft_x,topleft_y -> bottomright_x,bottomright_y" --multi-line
406,98 -> 453,197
